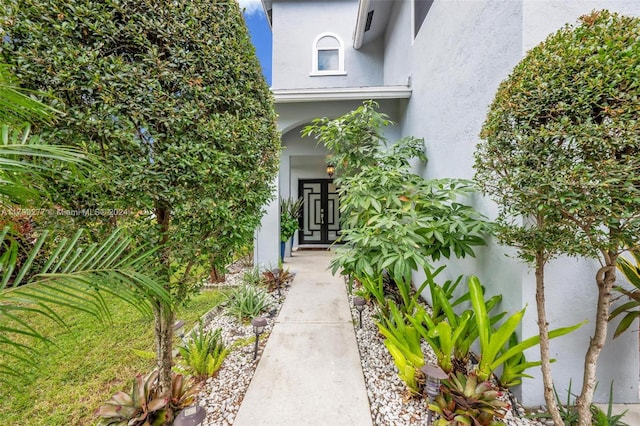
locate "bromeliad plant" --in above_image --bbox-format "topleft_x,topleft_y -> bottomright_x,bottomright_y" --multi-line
96,370 -> 199,426
407,271 -> 503,374
409,307 -> 472,375
498,334 -> 546,389
610,251 -> 640,339
430,371 -> 508,426
468,276 -> 584,382
425,267 -> 467,323
376,302 -> 425,395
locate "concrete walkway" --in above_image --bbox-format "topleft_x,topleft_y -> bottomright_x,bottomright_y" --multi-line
234,250 -> 372,426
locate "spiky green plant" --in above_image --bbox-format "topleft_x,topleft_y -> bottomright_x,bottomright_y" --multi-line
377,302 -> 424,395
178,323 -> 229,379
611,251 -> 640,338
225,284 -> 271,321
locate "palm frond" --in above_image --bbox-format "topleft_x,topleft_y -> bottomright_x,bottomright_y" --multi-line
0,63 -> 59,125
0,227 -> 171,383
0,124 -> 86,204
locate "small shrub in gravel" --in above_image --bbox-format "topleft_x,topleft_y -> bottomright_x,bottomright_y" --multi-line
178,323 -> 229,380
225,284 -> 271,321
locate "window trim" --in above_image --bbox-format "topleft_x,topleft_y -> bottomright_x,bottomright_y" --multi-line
310,32 -> 346,76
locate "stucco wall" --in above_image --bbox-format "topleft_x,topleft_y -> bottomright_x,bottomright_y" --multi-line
271,0 -> 383,89
384,0 -> 640,406
264,0 -> 640,407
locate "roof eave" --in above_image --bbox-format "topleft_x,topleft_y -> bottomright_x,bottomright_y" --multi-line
353,0 -> 370,50
261,0 -> 273,28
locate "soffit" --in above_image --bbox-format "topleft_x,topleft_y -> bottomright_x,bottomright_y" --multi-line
354,0 -> 393,49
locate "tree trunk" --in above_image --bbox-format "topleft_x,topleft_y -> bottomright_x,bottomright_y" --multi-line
535,251 -> 564,426
154,202 -> 174,403
210,265 -> 225,283
575,257 -> 617,426
154,302 -> 175,397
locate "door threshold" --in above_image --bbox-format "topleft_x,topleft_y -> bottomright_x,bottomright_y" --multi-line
295,244 -> 333,250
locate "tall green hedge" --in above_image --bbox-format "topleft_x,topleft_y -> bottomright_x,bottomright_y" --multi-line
2,0 -> 280,273
2,0 -> 280,396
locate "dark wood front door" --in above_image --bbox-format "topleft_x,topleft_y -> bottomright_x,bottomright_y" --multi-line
298,179 -> 341,244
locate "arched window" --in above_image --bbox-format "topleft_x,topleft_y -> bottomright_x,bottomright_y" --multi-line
311,32 -> 346,76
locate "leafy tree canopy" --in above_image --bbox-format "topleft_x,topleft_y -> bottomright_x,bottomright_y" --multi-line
2,0 -> 280,283
474,11 -> 640,424
475,10 -> 640,259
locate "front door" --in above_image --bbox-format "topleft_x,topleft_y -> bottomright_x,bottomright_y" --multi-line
299,179 -> 341,244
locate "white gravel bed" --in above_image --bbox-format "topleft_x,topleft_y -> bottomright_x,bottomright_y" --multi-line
190,261 -> 549,426
349,300 -> 549,426
188,265 -> 291,426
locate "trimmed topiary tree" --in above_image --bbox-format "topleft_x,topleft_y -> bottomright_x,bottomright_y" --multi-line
475,10 -> 640,426
2,0 -> 280,409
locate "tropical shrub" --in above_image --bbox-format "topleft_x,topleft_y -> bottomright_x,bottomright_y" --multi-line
178,323 -> 229,379
225,284 -> 271,321
304,101 -> 491,314
474,10 -> 640,424
0,63 -> 173,391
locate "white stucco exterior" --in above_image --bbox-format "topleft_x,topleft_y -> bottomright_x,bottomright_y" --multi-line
256,0 -> 640,406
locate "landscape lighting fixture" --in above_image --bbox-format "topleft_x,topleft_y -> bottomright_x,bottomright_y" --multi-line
353,296 -> 366,329
421,364 -> 448,425
251,317 -> 268,360
326,164 -> 335,178
174,319 -> 186,341
173,403 -> 206,426
272,267 -> 281,296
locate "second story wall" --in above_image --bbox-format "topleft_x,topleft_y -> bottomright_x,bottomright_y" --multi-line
271,0 -> 384,90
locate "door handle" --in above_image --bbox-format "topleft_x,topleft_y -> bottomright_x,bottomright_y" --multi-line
320,209 -> 325,224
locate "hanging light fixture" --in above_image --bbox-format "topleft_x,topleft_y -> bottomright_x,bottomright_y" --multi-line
326,164 -> 335,178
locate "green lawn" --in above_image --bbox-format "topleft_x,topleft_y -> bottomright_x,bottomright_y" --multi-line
0,288 -> 227,425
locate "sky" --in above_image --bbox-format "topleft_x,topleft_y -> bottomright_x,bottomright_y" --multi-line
238,0 -> 272,86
